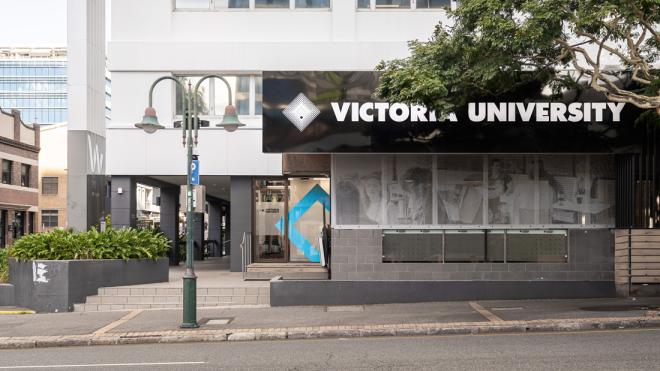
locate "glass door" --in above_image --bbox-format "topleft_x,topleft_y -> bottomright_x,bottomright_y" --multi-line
253,179 -> 288,262
288,177 -> 330,263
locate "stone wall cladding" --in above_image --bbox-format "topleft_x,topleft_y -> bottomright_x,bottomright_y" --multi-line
331,229 -> 614,281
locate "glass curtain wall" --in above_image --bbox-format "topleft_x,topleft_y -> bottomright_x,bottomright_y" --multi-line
333,154 -> 615,228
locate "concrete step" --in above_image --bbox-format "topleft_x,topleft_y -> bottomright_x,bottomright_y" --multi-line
244,271 -> 329,280
75,286 -> 270,312
97,287 -> 269,296
246,263 -> 329,280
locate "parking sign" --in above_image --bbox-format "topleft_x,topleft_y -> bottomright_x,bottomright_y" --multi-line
191,159 -> 200,185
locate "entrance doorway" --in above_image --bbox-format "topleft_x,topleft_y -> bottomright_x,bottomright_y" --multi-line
253,177 -> 330,264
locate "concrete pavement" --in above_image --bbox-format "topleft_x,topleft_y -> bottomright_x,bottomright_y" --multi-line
0,297 -> 659,348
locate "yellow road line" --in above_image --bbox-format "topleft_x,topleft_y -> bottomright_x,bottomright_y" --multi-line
0,310 -> 35,315
92,309 -> 143,336
469,301 -> 504,322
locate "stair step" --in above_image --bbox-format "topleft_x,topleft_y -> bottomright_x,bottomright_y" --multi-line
85,295 -> 267,305
244,271 -> 328,280
98,287 -> 269,296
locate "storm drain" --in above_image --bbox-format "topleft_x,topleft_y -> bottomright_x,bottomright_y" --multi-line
325,306 -> 365,312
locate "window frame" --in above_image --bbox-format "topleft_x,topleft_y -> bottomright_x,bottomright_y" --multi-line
173,74 -> 262,120
357,0 -> 454,10
42,176 -> 58,195
41,210 -> 59,228
173,0 -> 331,10
1,160 -> 12,185
20,164 -> 30,188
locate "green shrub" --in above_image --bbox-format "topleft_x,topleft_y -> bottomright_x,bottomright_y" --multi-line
0,248 -> 8,283
9,228 -> 169,261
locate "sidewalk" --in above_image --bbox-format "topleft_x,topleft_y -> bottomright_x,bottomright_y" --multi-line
1,297 -> 659,348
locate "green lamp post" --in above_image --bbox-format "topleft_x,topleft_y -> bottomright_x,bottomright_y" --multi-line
136,75 -> 244,328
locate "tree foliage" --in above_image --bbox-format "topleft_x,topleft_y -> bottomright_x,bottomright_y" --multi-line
377,0 -> 660,117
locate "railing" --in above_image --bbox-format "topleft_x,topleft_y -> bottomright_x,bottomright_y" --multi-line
240,232 -> 252,280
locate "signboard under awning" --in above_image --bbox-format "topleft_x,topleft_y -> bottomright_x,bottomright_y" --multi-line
263,71 -> 649,154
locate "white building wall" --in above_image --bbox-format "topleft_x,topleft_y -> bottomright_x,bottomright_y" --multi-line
107,0 -> 448,177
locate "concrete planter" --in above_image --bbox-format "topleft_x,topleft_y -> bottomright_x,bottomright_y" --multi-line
9,258 -> 168,313
0,284 -> 15,306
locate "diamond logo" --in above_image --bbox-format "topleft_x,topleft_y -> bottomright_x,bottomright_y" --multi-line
283,93 -> 320,132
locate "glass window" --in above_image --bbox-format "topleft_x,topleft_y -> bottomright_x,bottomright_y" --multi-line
41,210 -> 58,228
376,0 -> 410,8
255,76 -> 263,115
383,230 -> 442,262
357,0 -> 370,8
214,0 -> 250,8
444,230 -> 486,262
175,0 -> 210,8
295,0 -> 330,7
506,230 -> 567,263
416,0 -> 450,8
20,164 -> 30,187
1,160 -> 11,185
255,0 -> 289,7
213,76 -> 250,116
42,177 -> 58,195
175,77 -> 210,115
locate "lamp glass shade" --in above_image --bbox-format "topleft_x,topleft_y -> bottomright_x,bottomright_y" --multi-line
135,107 -> 164,134
216,104 -> 245,132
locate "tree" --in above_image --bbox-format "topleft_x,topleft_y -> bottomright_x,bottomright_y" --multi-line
376,0 -> 660,117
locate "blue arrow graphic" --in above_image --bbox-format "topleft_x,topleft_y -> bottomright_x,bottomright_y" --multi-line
275,184 -> 330,263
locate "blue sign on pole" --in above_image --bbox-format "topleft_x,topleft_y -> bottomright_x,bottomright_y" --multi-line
191,159 -> 200,185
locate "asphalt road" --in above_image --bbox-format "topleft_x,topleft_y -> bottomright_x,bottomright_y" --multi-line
1,329 -> 659,370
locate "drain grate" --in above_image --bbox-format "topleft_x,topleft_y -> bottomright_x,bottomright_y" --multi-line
325,306 -> 365,312
199,317 -> 233,326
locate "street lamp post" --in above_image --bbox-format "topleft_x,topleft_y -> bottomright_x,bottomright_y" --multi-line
136,75 -> 244,328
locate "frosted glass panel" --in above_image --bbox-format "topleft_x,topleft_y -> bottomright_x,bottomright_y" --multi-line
334,155 -> 383,225
332,154 -> 615,228
383,155 -> 433,225
437,155 -> 483,224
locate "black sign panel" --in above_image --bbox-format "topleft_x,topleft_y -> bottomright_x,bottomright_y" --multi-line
263,71 -> 647,153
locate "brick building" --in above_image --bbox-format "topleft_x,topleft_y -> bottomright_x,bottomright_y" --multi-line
0,107 -> 40,247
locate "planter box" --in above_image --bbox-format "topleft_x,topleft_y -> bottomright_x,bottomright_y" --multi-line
0,283 -> 15,306
9,258 -> 168,313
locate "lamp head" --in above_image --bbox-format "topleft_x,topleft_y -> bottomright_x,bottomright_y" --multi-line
216,105 -> 245,132
135,106 -> 164,134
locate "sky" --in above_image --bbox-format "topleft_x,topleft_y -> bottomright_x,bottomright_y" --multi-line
0,0 -> 111,47
0,0 -> 67,46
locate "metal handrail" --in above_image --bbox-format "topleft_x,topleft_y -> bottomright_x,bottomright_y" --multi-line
240,232 -> 252,280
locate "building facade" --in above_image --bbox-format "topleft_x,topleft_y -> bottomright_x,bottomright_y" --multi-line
0,47 -> 67,125
38,123 -> 67,231
108,0 -> 658,302
0,108 -> 40,248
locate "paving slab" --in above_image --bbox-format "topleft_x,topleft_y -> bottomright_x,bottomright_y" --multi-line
0,311 -> 128,337
480,297 -> 660,322
110,301 -> 483,333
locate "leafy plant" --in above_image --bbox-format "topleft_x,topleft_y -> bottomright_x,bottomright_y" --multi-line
0,248 -> 8,283
377,0 -> 660,117
9,228 -> 169,261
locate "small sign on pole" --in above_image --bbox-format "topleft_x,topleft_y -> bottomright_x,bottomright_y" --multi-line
191,159 -> 200,185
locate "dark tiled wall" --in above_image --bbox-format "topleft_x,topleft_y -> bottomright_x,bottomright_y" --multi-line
331,229 -> 614,281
